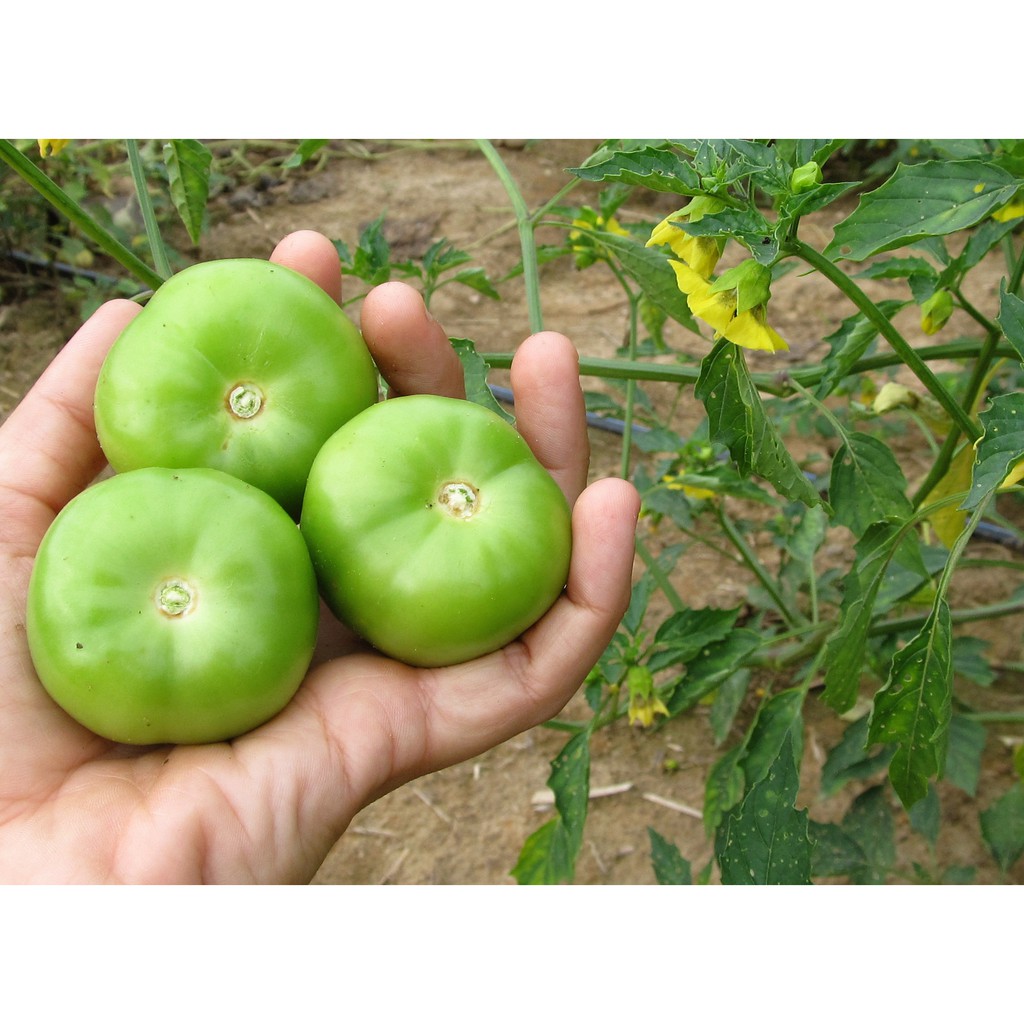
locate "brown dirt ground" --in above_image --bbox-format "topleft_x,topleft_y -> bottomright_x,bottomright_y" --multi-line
2,139 -> 1022,884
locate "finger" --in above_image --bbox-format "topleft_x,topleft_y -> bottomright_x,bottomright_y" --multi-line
510,331 -> 590,504
283,475 -> 639,813
0,299 -> 141,546
360,282 -> 465,399
269,230 -> 343,304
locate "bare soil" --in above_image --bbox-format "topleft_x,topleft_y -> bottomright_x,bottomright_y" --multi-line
2,139 -> 1021,884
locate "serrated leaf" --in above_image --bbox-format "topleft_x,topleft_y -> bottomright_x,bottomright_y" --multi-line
840,785 -> 896,883
868,599 -> 953,808
703,745 -> 746,836
648,828 -> 693,884
809,785 -> 896,883
829,432 -> 913,538
587,229 -> 698,330
648,605 -> 742,672
449,338 -> 514,423
510,729 -> 591,885
980,782 -> 1024,873
163,140 -> 211,246
822,522 -> 923,713
665,206 -> 779,265
715,733 -> 812,884
820,715 -> 893,798
944,713 -> 988,797
742,687 -> 805,788
510,818 -> 573,884
815,299 -> 908,399
997,283 -> 1024,364
710,668 -> 751,746
665,628 -> 762,716
568,145 -> 702,195
963,392 -> 1024,511
695,339 -> 826,510
825,159 -> 1022,261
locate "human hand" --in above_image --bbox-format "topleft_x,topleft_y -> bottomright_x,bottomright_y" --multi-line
0,230 -> 640,883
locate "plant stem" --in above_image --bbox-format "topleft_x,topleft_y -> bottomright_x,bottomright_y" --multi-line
789,239 -> 980,442
475,139 -> 544,335
634,534 -> 686,614
0,139 -> 163,292
125,139 -> 173,282
716,505 -> 804,629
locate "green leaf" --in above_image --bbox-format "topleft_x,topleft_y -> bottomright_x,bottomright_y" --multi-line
829,432 -> 914,538
510,819 -> 574,885
944,713 -> 987,797
980,782 -> 1024,873
997,283 -> 1024,364
163,140 -> 211,246
586,229 -> 698,331
511,730 -> 591,884
647,605 -> 742,672
666,206 -> 779,265
963,392 -> 1024,511
709,669 -> 751,746
825,159 -> 1022,261
809,785 -> 896,883
695,339 -> 826,510
449,338 -> 514,424
703,745 -> 746,836
282,139 -> 328,169
908,783 -> 941,846
568,144 -> 702,196
648,828 -> 693,884
820,714 -> 894,798
868,599 -> 953,808
814,299 -> 908,399
821,522 -> 922,713
664,628 -> 762,717
742,687 -> 805,788
715,733 -> 813,884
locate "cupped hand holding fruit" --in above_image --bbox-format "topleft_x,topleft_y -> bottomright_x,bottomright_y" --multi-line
0,230 -> 640,883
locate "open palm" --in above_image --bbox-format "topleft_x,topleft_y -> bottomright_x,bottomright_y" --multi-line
0,230 -> 639,883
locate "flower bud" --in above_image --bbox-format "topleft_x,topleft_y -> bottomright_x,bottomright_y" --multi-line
920,289 -> 953,335
790,161 -> 822,193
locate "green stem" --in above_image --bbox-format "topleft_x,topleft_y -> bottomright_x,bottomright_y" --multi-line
634,533 -> 686,614
125,139 -> 173,282
0,139 -> 163,292
475,139 -> 543,334
481,340 -> 1017,395
717,505 -> 804,629
789,239 -> 980,442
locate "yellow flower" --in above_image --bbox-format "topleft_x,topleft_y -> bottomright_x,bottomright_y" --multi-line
662,473 -> 716,500
993,193 -> 1024,223
670,260 -> 789,353
37,139 -> 69,157
625,665 -> 669,728
646,196 -> 725,278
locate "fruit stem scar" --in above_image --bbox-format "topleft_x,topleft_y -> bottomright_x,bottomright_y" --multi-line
157,579 -> 196,617
227,382 -> 264,419
438,481 -> 479,520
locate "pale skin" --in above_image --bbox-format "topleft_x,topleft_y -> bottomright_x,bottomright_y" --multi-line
0,230 -> 640,883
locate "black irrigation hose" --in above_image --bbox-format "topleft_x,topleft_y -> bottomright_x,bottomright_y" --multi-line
489,386 -> 1024,552
3,248 -> 126,288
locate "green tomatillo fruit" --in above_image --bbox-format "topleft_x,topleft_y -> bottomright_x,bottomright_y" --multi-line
94,258 -> 379,515
300,394 -> 573,667
26,467 -> 320,745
